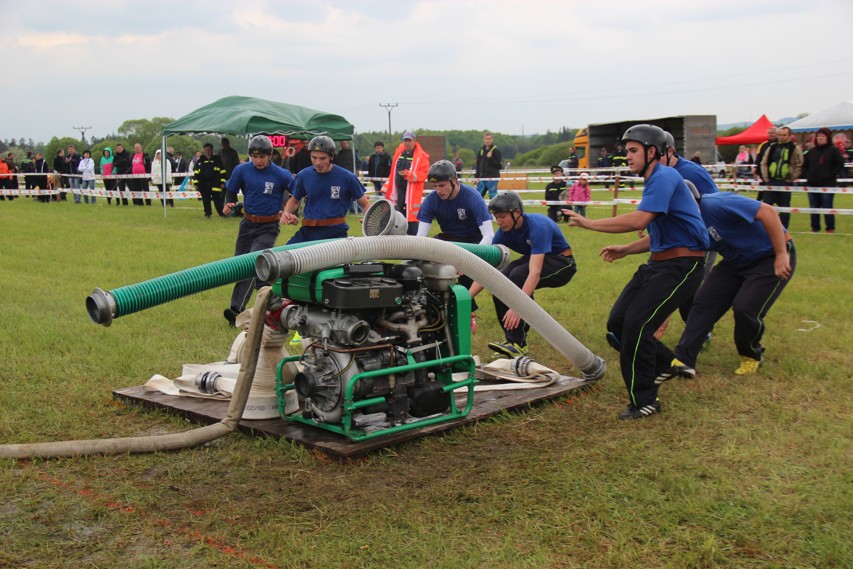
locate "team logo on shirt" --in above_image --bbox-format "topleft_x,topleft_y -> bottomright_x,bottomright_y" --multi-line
331,186 -> 341,199
457,209 -> 467,220
264,181 -> 274,195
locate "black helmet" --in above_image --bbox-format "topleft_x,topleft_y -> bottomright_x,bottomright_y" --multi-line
248,135 -> 273,156
663,131 -> 675,151
489,191 -> 524,215
307,135 -> 336,156
427,160 -> 457,183
621,124 -> 667,158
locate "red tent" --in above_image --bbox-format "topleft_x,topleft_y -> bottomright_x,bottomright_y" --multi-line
715,114 -> 775,145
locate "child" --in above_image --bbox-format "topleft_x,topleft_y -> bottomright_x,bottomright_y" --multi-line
544,165 -> 568,222
569,172 -> 591,217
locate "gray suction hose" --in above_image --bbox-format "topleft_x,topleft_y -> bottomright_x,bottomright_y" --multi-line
257,236 -> 606,380
0,288 -> 272,460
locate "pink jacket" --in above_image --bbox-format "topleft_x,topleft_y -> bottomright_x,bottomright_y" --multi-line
569,181 -> 590,203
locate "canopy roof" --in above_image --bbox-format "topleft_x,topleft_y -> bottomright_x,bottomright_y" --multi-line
784,101 -> 853,132
715,114 -> 775,146
162,96 -> 354,140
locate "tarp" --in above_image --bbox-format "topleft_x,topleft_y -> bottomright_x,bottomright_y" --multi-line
783,101 -> 853,132
162,96 -> 354,140
715,114 -> 775,145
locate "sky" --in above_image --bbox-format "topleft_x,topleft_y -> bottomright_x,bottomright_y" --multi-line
2,0 -> 852,144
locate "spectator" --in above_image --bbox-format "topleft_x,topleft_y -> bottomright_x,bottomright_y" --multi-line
77,149 -> 96,204
383,131 -> 430,235
194,143 -> 227,218
735,144 -> 754,179
569,172 -> 591,217
760,126 -> 803,229
21,151 -> 35,195
130,142 -> 151,206
4,153 -> 19,200
281,135 -> 369,243
0,157 -> 10,201
172,150 -> 188,189
452,151 -> 464,173
219,137 -> 240,182
754,126 -> 778,202
222,135 -> 295,324
367,141 -> 392,195
803,127 -> 844,233
65,145 -> 82,203
33,152 -> 50,202
100,147 -> 116,205
151,149 -> 174,207
469,191 -> 577,358
565,124 -> 708,420
690,151 -> 702,164
53,148 -> 67,201
475,132 -> 502,199
333,140 -> 356,173
544,165 -> 568,222
567,146 -> 580,171
271,149 -> 283,167
112,144 -> 132,206
597,146 -> 612,189
289,140 -> 312,175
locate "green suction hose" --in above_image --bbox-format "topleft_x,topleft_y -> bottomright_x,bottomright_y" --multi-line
86,238 -> 508,326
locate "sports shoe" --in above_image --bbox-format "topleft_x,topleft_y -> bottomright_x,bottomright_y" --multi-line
734,356 -> 762,375
605,331 -> 622,351
618,400 -> 662,420
655,358 -> 696,384
487,341 -> 527,358
223,308 -> 238,327
289,331 -> 303,346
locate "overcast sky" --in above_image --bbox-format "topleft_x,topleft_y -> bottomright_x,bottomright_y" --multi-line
2,0 -> 852,143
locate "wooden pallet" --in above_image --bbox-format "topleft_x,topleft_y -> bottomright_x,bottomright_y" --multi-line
113,376 -> 594,459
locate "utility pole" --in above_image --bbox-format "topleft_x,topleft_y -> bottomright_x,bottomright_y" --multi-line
379,103 -> 398,139
73,126 -> 92,147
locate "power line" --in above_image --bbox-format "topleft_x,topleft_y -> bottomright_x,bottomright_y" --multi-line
379,103 -> 398,139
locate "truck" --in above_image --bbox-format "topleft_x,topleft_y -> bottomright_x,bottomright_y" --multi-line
571,115 -> 719,172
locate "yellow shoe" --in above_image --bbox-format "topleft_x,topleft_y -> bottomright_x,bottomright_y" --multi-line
289,331 -> 302,346
734,356 -> 762,375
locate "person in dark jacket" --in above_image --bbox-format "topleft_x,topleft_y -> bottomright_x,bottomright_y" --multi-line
289,141 -> 312,175
33,152 -> 50,202
803,127 -> 845,233
53,149 -> 68,201
475,132 -> 502,198
111,144 -> 132,206
21,151 -> 35,193
194,143 -> 227,217
367,141 -> 392,195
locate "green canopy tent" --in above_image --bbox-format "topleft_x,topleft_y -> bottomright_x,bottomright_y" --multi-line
156,96 -> 355,215
161,95 -> 355,140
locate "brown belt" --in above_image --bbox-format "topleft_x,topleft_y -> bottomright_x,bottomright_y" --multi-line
302,217 -> 346,227
650,247 -> 706,262
244,211 -> 281,224
560,248 -> 573,257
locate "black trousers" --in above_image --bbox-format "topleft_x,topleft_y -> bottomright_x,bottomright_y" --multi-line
607,257 -> 705,408
494,253 -> 577,346
675,242 -> 796,369
229,219 -> 281,312
762,180 -> 792,228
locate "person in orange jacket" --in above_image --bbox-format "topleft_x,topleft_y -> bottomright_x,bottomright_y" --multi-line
383,130 -> 430,235
0,159 -> 11,201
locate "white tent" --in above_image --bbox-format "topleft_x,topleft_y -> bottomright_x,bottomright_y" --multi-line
784,101 -> 853,132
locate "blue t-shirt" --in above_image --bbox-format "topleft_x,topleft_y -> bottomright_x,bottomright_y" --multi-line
417,183 -> 491,238
493,213 -> 570,256
700,192 -> 783,267
638,164 -> 710,253
291,165 -> 366,228
226,162 -> 294,216
674,156 -> 719,196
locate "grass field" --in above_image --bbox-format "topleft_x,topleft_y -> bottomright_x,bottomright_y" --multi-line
0,192 -> 850,568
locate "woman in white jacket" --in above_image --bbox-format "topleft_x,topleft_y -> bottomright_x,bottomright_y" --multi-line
151,149 -> 174,207
77,150 -> 97,204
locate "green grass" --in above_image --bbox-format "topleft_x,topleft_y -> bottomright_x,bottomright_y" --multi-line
1,195 -> 851,568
